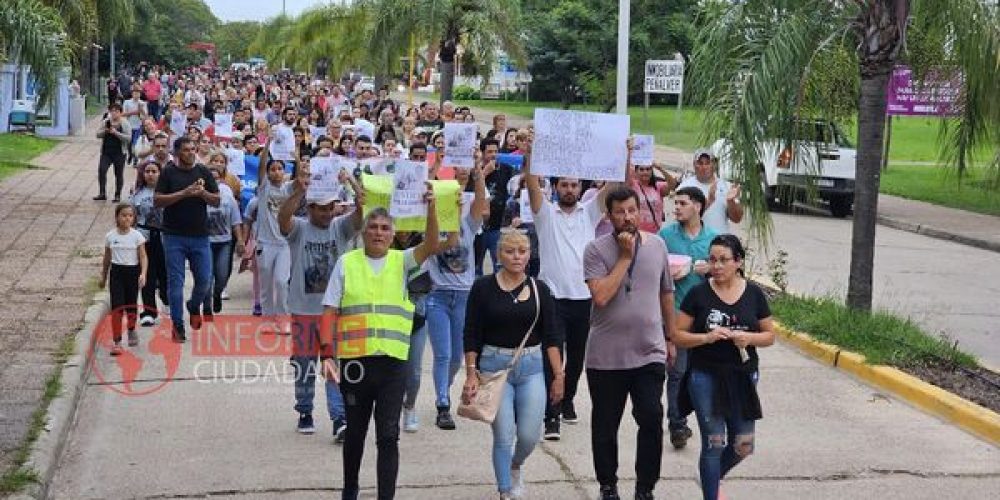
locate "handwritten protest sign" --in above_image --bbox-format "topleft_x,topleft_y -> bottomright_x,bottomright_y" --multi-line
214,113 -> 233,138
307,156 -> 345,202
269,125 -> 295,161
390,160 -> 430,218
169,112 -> 187,138
531,109 -> 629,181
443,123 -> 477,168
633,134 -> 655,166
224,147 -> 246,176
363,175 -> 460,232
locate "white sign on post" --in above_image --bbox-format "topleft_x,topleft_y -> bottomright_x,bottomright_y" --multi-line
443,123 -> 477,168
390,160 -> 429,218
269,125 -> 295,161
224,147 -> 246,176
633,134 -> 655,166
214,113 -> 233,138
644,60 -> 684,95
307,156 -> 344,202
531,109 -> 630,181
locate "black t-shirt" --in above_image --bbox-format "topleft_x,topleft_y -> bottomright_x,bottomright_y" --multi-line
155,162 -> 220,237
680,281 -> 771,369
464,276 -> 562,355
101,121 -> 126,157
484,163 -> 516,230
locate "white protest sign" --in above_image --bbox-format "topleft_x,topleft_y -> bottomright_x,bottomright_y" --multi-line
169,112 -> 187,137
389,160 -> 429,218
443,123 -> 477,168
307,156 -> 344,202
633,134 -> 655,166
310,126 -> 326,147
519,190 -> 533,224
644,60 -> 684,94
214,113 -> 233,138
224,147 -> 246,176
460,192 -> 476,218
531,109 -> 630,181
355,119 -> 376,140
358,157 -> 390,175
269,124 -> 295,161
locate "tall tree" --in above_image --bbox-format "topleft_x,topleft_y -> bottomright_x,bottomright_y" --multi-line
212,21 -> 260,65
0,0 -> 70,104
690,0 -> 999,311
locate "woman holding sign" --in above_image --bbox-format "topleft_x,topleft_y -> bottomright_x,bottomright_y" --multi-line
424,160 -> 489,430
626,147 -> 676,233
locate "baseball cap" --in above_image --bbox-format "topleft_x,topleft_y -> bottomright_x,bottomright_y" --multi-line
693,148 -> 715,161
306,193 -> 340,206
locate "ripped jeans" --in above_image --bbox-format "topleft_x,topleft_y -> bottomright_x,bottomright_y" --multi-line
687,369 -> 756,500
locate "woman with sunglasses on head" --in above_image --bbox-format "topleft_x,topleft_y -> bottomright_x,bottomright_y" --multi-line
671,234 -> 775,500
462,230 -> 563,500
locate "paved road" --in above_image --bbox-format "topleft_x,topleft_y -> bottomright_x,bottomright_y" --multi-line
49,267 -> 1000,499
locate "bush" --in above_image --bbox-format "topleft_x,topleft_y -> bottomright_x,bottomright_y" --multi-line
453,84 -> 480,100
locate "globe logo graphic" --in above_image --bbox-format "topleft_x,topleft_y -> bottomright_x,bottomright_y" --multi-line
89,306 -> 183,396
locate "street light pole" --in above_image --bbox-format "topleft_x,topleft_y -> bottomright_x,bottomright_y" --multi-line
615,0 -> 630,115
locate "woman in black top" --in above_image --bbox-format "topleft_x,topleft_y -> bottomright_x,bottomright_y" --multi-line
462,230 -> 563,500
672,234 -> 775,500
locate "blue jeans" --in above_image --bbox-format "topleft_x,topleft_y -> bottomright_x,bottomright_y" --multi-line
426,288 -> 469,408
688,369 -> 756,500
162,234 -> 212,331
666,347 -> 690,432
202,240 -> 233,312
290,315 -> 344,421
403,295 -> 428,409
475,228 -> 501,276
480,345 -> 546,495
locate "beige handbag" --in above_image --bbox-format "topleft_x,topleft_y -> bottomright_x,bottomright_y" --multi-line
457,278 -> 540,424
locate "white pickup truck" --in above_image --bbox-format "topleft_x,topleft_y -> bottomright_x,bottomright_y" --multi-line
712,120 -> 857,217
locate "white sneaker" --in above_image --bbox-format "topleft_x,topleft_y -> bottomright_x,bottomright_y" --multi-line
403,407 -> 419,433
221,290 -> 230,300
510,467 -> 524,498
139,316 -> 155,327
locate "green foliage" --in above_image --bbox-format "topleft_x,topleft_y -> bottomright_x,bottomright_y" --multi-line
880,164 -> 1000,216
116,0 -> 218,69
247,6 -> 372,77
212,21 -> 260,64
0,0 -> 71,105
772,293 -> 976,369
453,84 -> 480,100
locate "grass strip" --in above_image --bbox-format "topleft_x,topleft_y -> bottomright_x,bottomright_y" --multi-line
771,293 -> 977,369
0,134 -> 58,181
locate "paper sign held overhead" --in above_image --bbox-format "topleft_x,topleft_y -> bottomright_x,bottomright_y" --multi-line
531,109 -> 630,181
169,112 -> 186,138
443,123 -> 478,168
632,134 -> 655,166
389,160 -> 430,218
306,156 -> 346,203
269,125 -> 296,161
214,113 -> 233,138
224,147 -> 246,176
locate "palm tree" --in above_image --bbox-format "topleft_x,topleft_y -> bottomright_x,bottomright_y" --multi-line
364,0 -> 526,103
0,0 -> 70,105
690,0 -> 998,311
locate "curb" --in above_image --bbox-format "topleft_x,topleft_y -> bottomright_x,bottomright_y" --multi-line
775,322 -> 1000,447
14,292 -> 108,500
877,215 -> 1000,254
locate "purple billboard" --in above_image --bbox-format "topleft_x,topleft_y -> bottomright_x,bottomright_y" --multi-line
886,66 -> 961,117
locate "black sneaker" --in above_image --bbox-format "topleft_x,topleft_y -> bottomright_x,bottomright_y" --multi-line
333,418 -> 347,443
599,484 -> 620,500
186,302 -> 202,330
92,194 -> 107,201
634,488 -> 655,500
172,324 -> 187,343
297,413 -> 315,434
544,418 -> 560,441
212,293 -> 223,313
561,400 -> 579,424
670,427 -> 693,450
435,408 -> 456,430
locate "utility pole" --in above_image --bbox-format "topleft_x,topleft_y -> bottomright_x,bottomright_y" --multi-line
615,0 -> 630,115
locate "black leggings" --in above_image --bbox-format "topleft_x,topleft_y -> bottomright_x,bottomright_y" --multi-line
339,356 -> 406,500
109,264 -> 140,339
98,152 -> 126,197
140,230 -> 168,318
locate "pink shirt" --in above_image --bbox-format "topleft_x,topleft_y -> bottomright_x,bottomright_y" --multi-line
143,79 -> 162,101
629,179 -> 669,233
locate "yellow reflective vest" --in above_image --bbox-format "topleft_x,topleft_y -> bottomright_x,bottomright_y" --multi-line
337,249 -> 414,360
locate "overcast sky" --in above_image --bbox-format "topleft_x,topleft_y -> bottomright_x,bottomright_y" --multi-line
203,0 -> 351,22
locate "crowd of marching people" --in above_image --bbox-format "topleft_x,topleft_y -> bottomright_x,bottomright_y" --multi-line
97,65 -> 775,500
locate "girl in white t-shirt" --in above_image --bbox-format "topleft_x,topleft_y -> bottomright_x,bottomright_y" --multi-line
100,204 -> 148,355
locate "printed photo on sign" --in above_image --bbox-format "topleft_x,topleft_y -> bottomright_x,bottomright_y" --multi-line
269,125 -> 295,161
443,123 -> 478,168
633,134 -> 655,166
170,112 -> 186,137
225,147 -> 246,176
390,160 -> 429,218
214,113 -> 233,138
531,109 -> 630,181
307,156 -> 344,201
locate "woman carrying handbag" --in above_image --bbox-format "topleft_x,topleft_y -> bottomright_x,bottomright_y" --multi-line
461,230 -> 564,499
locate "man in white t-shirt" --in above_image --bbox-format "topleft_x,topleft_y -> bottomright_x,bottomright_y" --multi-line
677,149 -> 744,234
523,138 -> 615,441
123,88 -> 147,165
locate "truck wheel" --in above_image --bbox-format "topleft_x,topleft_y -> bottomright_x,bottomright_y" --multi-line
829,194 -> 852,218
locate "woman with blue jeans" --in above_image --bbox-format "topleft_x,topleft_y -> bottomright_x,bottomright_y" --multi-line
203,155 -> 245,316
425,165 -> 487,429
673,235 -> 775,500
462,230 -> 564,499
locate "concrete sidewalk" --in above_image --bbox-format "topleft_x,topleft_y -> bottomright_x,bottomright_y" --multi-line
454,100 -> 1000,254
48,267 -> 1000,499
